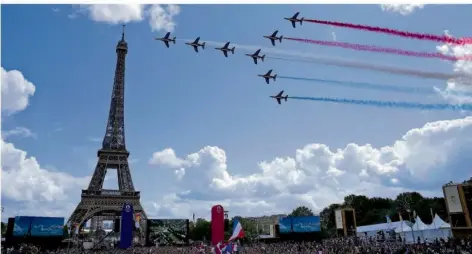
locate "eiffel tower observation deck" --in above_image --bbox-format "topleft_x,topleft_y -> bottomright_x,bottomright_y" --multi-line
67,25 -> 147,237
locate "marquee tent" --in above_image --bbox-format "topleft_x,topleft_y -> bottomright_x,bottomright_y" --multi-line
426,214 -> 451,229
411,216 -> 429,231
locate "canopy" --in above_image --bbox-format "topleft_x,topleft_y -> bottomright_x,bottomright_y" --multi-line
357,221 -> 403,233
411,216 -> 428,231
426,214 -> 451,229
394,221 -> 412,233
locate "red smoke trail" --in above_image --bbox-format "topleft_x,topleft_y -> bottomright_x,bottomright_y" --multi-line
286,37 -> 472,61
304,19 -> 472,45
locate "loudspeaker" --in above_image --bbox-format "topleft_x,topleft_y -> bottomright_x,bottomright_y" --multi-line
114,219 -> 120,232
224,219 -> 229,231
6,218 -> 15,240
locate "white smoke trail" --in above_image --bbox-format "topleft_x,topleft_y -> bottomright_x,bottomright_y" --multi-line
177,38 -> 472,81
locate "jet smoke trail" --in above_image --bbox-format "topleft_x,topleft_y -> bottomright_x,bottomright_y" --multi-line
304,19 -> 472,45
278,76 -> 433,94
289,96 -> 472,111
268,56 -> 470,81
181,39 -> 472,81
285,37 -> 472,61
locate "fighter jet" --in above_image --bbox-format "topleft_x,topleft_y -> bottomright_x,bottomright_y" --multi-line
258,69 -> 277,84
245,49 -> 265,64
284,12 -> 304,28
155,32 -> 176,48
185,37 -> 205,53
263,30 -> 283,46
215,42 -> 235,57
271,90 -> 288,105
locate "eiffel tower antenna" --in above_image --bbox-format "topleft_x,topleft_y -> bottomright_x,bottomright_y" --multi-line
122,24 -> 125,40
68,27 -> 147,242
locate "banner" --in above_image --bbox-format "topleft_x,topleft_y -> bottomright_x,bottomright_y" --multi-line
119,203 -> 134,249
292,216 -> 321,232
13,216 -> 64,237
444,185 -> 463,213
335,210 -> 343,229
211,205 -> 224,245
278,217 -> 292,233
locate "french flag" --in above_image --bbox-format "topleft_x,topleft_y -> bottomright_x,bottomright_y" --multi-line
214,242 -> 226,254
228,219 -> 245,242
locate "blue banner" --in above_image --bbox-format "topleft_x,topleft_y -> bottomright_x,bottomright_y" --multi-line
13,216 -> 64,237
292,216 -> 321,233
278,217 -> 292,233
119,203 -> 134,249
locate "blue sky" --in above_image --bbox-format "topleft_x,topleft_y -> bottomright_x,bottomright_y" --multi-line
2,4 -> 472,221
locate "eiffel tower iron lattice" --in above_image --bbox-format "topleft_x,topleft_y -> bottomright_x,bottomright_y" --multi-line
68,26 -> 147,236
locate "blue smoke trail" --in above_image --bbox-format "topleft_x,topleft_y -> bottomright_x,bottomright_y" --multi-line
279,76 -> 472,96
290,96 -> 472,111
278,76 -> 432,94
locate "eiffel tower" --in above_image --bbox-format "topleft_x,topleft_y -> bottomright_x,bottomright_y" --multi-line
68,25 -> 147,235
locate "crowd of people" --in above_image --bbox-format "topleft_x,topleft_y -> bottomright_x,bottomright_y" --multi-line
2,236 -> 472,254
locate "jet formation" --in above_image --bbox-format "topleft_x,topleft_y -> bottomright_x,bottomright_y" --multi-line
245,49 -> 265,64
185,37 -> 205,52
263,30 -> 283,46
258,69 -> 277,84
215,42 -> 236,57
284,12 -> 304,28
154,12 -> 305,105
270,90 -> 288,105
155,32 -> 176,48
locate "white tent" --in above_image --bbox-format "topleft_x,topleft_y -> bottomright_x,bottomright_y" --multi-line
426,214 -> 451,230
394,221 -> 412,233
411,216 -> 428,231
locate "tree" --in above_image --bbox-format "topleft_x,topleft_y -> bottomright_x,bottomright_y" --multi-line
189,218 -> 211,241
1,222 -> 6,237
63,225 -> 69,238
290,206 -> 314,217
319,192 -> 447,231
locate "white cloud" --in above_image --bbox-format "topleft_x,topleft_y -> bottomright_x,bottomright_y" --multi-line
380,4 -> 424,15
1,137 -> 90,202
69,4 -> 180,33
434,30 -> 472,104
149,117 -> 472,217
149,148 -> 190,168
2,127 -> 36,139
79,4 -> 145,24
1,67 -> 36,116
146,4 -> 181,33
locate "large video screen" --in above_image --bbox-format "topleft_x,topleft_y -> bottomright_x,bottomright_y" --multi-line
147,219 -> 189,245
13,216 -> 64,237
292,216 -> 321,233
278,217 -> 292,234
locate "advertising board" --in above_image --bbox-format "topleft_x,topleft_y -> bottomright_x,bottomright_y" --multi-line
278,217 -> 292,233
292,216 -> 321,233
147,219 -> 189,245
13,216 -> 64,237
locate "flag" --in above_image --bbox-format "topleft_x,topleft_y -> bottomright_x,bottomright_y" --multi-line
135,213 -> 141,229
228,219 -> 245,242
119,203 -> 133,249
214,242 -> 225,254
386,216 -> 392,224
67,221 -> 71,235
224,242 -> 233,253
